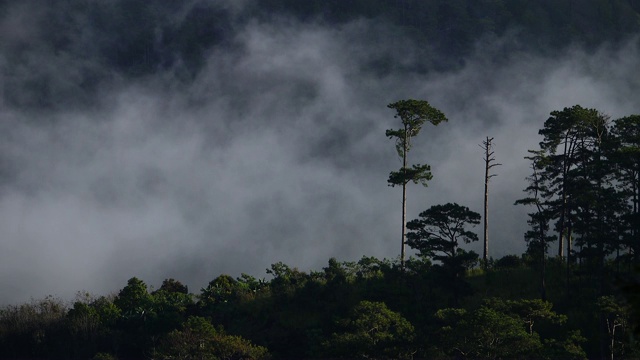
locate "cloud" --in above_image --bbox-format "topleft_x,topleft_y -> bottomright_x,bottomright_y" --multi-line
0,4 -> 638,304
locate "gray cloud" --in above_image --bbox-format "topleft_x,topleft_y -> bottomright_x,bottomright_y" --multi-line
0,6 -> 638,304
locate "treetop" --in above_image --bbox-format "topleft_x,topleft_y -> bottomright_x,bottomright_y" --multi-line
387,99 -> 448,128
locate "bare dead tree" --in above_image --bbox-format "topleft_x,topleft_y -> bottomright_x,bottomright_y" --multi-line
480,137 -> 502,269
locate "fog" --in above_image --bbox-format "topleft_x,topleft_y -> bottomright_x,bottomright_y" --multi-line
1,2 -> 639,304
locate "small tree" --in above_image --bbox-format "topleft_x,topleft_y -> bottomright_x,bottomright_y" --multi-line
386,99 -> 448,269
154,316 -> 269,360
435,306 -> 542,359
597,296 -> 631,360
483,298 -> 567,336
323,301 -> 415,359
407,203 -> 481,304
114,277 -> 152,319
406,203 -> 481,261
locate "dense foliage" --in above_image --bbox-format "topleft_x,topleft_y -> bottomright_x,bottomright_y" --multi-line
0,254 -> 636,359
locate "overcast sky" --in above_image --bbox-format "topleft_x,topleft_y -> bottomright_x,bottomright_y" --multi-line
1,1 -> 639,304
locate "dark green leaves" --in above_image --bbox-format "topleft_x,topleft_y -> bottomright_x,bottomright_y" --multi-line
387,99 -> 448,128
407,203 -> 481,259
386,99 -> 448,158
324,301 -> 415,359
386,99 -> 448,268
387,164 -> 432,187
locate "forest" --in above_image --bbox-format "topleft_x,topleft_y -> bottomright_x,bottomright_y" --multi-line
1,103 -> 640,359
2,0 -> 640,359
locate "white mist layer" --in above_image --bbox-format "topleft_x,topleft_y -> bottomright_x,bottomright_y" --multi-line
0,13 -> 638,303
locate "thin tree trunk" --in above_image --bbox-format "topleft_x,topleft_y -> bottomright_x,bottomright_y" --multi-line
541,244 -> 547,301
567,216 -> 573,299
539,208 -> 547,301
480,137 -> 500,269
538,202 -> 547,301
632,175 -> 637,264
559,192 -> 566,257
484,155 -> 489,266
559,136 -> 570,258
401,181 -> 406,270
401,124 -> 408,270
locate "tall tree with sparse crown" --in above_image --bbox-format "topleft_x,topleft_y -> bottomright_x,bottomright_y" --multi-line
386,99 -> 448,269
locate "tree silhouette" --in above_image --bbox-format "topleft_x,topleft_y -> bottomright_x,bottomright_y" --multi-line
386,99 -> 447,269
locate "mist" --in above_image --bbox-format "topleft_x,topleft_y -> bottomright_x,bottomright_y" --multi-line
1,2 -> 639,304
